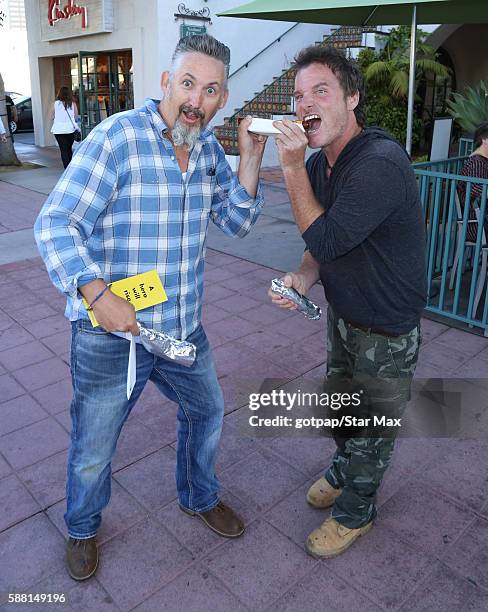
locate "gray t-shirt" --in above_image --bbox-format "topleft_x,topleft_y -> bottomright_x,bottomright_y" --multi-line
302,128 -> 427,335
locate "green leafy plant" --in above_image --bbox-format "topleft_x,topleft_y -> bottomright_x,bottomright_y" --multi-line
357,27 -> 451,150
446,80 -> 488,134
364,91 -> 423,146
363,26 -> 451,100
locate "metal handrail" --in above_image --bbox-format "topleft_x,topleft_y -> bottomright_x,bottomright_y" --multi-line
228,23 -> 300,80
415,168 -> 488,183
413,155 -> 468,168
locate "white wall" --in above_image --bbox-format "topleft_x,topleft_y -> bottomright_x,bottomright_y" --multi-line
0,0 -> 30,95
0,30 -> 31,95
156,0 -> 316,84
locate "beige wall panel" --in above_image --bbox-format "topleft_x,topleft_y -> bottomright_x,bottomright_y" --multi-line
40,0 -> 113,41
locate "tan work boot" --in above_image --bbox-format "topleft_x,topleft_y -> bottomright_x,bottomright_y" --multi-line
306,517 -> 373,559
306,477 -> 342,508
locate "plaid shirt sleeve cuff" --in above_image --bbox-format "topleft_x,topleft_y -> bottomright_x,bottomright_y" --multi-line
230,177 -> 265,209
65,266 -> 104,298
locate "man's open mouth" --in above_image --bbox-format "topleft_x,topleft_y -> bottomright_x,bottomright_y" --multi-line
302,114 -> 322,134
180,106 -> 205,124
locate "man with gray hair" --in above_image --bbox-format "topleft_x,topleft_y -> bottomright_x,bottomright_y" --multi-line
35,34 -> 267,581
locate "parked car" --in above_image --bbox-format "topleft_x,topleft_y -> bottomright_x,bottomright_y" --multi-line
5,91 -> 34,132
13,95 -> 33,132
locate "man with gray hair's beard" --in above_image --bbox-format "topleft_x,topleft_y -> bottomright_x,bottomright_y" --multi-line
35,34 -> 267,581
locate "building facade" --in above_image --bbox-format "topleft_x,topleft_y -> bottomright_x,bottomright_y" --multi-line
24,0 -> 329,147
25,0 -> 157,145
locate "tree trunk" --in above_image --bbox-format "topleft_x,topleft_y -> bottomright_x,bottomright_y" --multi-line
0,72 -> 21,166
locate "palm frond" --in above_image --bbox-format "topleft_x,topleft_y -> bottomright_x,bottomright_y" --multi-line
390,70 -> 409,98
416,58 -> 451,80
364,61 -> 391,83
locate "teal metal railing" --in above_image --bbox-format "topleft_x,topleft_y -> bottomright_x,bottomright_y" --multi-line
413,157 -> 488,334
414,155 -> 468,175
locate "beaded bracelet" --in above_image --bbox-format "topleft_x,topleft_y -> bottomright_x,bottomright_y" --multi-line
87,285 -> 110,311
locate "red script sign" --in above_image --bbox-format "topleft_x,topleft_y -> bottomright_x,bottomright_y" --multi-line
48,0 -> 88,29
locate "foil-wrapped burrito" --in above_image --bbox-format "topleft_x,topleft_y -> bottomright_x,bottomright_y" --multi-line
137,322 -> 196,367
270,278 -> 322,320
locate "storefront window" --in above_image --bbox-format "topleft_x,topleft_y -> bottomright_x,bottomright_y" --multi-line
53,50 -> 133,137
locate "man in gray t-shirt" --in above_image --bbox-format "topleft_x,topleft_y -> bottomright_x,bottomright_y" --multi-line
269,45 -> 426,559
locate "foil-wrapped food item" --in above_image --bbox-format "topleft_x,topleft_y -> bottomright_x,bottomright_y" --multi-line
137,322 -> 196,367
270,278 -> 322,320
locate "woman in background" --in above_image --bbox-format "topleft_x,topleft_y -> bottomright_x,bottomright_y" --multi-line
457,123 -> 488,240
50,87 -> 79,169
459,123 -> 488,206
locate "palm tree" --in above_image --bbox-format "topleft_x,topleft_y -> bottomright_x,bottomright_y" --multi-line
364,26 -> 451,100
0,71 -> 21,166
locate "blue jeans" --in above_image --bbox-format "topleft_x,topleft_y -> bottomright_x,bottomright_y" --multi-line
65,319 -> 224,539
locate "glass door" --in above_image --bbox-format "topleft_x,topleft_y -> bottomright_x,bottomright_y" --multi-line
110,50 -> 134,114
78,52 -> 113,138
78,50 -> 134,138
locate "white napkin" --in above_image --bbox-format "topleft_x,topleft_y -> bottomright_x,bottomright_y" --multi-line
127,335 -> 137,400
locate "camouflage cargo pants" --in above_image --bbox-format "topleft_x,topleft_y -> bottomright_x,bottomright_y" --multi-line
324,307 -> 421,529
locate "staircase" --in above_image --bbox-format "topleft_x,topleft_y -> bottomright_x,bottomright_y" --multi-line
214,26 -> 378,155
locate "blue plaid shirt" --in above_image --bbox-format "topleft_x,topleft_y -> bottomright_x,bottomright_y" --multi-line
35,99 -> 264,339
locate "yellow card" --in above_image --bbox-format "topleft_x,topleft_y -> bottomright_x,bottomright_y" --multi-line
83,270 -> 168,327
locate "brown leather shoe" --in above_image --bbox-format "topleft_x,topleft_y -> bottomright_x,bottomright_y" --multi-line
66,537 -> 98,581
180,501 -> 245,538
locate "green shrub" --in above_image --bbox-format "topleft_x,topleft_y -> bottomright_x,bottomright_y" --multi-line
365,92 -> 422,146
447,80 -> 488,134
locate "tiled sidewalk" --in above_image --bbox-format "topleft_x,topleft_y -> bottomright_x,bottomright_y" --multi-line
0,251 -> 488,611
0,183 -> 46,233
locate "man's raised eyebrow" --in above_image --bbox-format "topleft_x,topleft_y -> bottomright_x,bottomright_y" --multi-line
294,81 -> 330,95
182,73 -> 221,87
